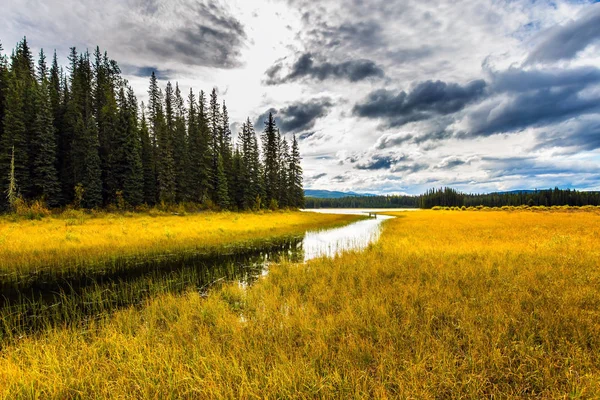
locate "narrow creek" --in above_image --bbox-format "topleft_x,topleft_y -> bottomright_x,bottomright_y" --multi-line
0,210 -> 402,341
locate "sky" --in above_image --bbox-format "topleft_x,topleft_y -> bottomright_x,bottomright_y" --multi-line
2,0 -> 600,195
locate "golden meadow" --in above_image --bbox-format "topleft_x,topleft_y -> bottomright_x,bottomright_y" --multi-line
1,209 -> 600,398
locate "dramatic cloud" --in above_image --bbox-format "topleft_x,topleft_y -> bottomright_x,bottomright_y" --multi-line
462,67 -> 600,136
3,0 -> 600,193
534,116 -> 600,151
135,2 -> 248,68
353,79 -> 487,127
526,3 -> 600,64
265,53 -> 384,84
256,98 -> 333,133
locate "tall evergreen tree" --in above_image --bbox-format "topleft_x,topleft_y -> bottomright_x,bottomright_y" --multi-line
81,115 -> 103,208
139,105 -> 156,205
262,112 -> 280,207
172,83 -> 189,202
209,88 -> 221,200
154,82 -> 175,203
0,69 -> 28,210
289,134 -> 304,208
278,135 -> 290,208
31,52 -> 61,206
0,42 -> 9,171
197,90 -> 213,201
121,86 -> 144,206
215,153 -> 229,209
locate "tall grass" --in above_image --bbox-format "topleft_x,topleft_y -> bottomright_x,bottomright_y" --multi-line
0,210 -> 357,282
1,210 -> 599,398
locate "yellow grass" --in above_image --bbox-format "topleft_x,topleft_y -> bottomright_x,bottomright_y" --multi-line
1,210 -> 600,398
0,210 -> 357,277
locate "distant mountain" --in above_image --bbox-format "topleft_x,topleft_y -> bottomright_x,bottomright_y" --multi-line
304,189 -> 374,199
495,189 -> 539,194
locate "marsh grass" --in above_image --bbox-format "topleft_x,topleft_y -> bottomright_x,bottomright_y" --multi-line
0,211 -> 357,345
0,210 -> 356,283
1,210 -> 599,398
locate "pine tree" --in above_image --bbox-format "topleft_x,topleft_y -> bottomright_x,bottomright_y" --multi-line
81,115 -> 103,208
197,90 -> 213,202
289,134 -> 304,208
0,41 -> 7,144
278,135 -> 290,208
215,153 -> 229,209
121,87 -> 144,206
0,69 -> 28,210
31,56 -> 61,207
262,112 -> 280,208
172,83 -> 189,202
221,101 -> 234,202
139,105 -> 156,205
209,88 -> 221,200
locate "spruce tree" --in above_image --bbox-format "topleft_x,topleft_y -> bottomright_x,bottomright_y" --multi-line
139,105 -> 156,205
121,87 -> 144,206
197,90 -> 213,202
0,69 -> 29,210
156,85 -> 175,203
278,135 -> 290,208
81,115 -> 103,208
173,83 -> 189,202
0,42 -> 9,174
209,88 -> 221,200
262,112 -> 280,208
31,57 -> 61,207
289,134 -> 304,208
215,153 -> 229,209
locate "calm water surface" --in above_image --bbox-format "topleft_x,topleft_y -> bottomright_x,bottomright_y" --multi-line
2,209 -> 412,339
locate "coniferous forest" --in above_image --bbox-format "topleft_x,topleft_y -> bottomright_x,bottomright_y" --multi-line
0,38 -> 304,212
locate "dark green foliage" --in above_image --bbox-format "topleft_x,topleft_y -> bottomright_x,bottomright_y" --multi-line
209,88 -> 221,201
173,84 -> 189,202
81,116 -> 103,208
149,77 -> 175,204
0,40 -> 305,212
31,60 -> 61,207
215,153 -> 229,209
289,134 -> 304,208
261,113 -> 279,206
0,69 -> 29,210
0,42 -> 7,144
139,106 -> 157,205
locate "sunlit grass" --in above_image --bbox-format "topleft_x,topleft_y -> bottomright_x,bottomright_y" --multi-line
0,210 -> 357,280
1,210 -> 599,398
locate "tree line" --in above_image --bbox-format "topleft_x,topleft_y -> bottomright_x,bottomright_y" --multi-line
418,187 -> 600,208
305,187 -> 600,209
0,38 -> 304,212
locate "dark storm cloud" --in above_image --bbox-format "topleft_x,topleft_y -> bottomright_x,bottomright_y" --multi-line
312,173 -> 327,180
353,79 -> 487,127
534,117 -> 600,151
121,65 -> 174,80
354,153 -> 418,171
265,53 -> 384,85
355,155 -> 395,170
464,67 -> 600,136
526,3 -> 600,63
121,1 -> 247,69
255,99 -> 333,133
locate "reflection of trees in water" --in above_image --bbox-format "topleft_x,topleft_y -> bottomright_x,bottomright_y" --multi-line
0,236 -> 306,342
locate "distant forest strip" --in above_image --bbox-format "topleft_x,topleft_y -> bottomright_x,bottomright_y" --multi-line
305,187 -> 600,209
0,38 -> 303,213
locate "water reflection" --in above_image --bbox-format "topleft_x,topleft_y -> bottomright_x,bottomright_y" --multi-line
302,213 -> 392,261
1,210 -> 395,340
